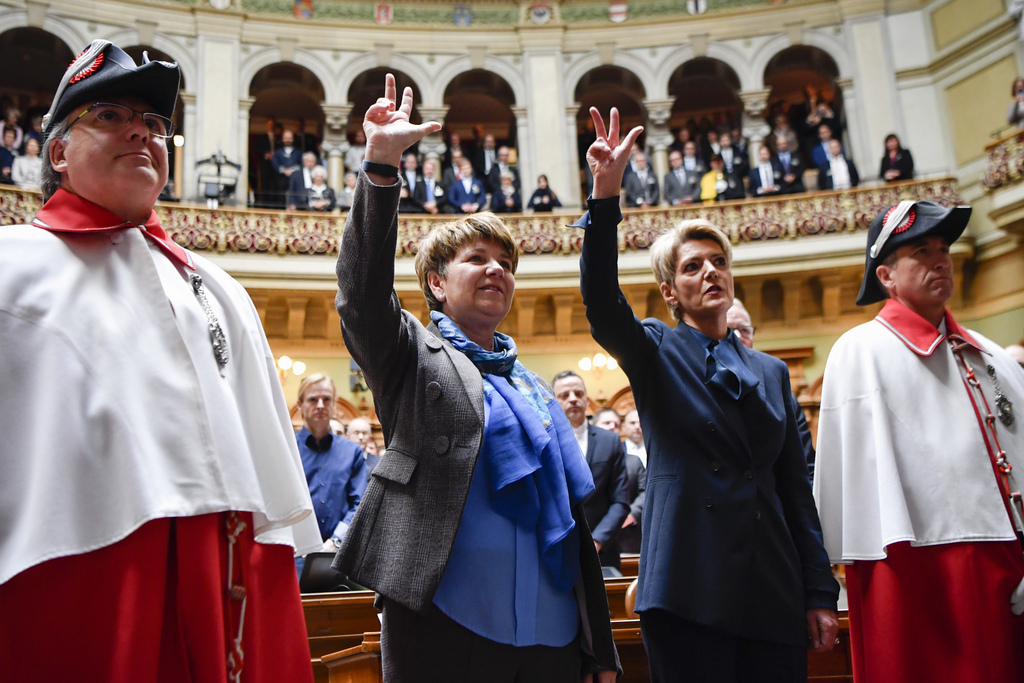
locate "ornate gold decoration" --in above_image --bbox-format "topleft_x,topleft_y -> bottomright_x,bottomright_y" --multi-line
0,179 -> 961,258
985,129 -> 1024,190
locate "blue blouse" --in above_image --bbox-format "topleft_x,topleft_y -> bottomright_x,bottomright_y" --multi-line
432,402 -> 580,647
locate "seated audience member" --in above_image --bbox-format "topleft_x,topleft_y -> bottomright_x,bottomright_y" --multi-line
287,151 -> 318,210
490,170 -> 522,213
345,416 -> 380,473
1009,77 -> 1024,128
0,128 -> 16,184
306,166 -> 336,212
0,108 -> 22,152
775,135 -> 806,194
553,371 -> 631,570
12,137 -> 41,190
448,157 -> 485,214
700,153 -> 745,202
414,159 -> 449,214
749,145 -> 784,196
528,174 -> 562,212
624,151 -> 659,208
294,374 -> 367,569
344,129 -> 366,173
818,138 -> 859,191
681,140 -> 706,176
487,145 -> 520,195
663,150 -> 701,206
399,151 -> 425,214
337,171 -> 357,211
621,408 -> 645,465
718,131 -> 749,181
0,40 -> 321,681
879,133 -> 914,183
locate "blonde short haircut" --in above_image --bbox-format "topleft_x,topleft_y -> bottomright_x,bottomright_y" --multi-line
297,373 -> 336,404
649,219 -> 732,320
414,212 -> 519,312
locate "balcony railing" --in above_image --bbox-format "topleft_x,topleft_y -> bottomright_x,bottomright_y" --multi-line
0,178 -> 960,257
985,128 -> 1024,191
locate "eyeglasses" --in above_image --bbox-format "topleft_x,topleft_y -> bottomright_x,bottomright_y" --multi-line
734,325 -> 756,340
72,102 -> 175,139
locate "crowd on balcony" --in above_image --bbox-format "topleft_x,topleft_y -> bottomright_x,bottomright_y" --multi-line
0,105 -> 44,191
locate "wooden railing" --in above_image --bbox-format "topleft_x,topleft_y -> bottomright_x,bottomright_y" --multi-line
0,178 -> 960,260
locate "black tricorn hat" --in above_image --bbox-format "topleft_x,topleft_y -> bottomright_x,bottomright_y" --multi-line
42,40 -> 180,134
856,200 -> 971,306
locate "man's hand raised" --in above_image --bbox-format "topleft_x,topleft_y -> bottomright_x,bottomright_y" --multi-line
362,73 -> 441,182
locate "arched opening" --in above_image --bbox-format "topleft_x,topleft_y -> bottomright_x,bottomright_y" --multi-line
0,28 -> 75,151
764,46 -> 843,165
248,62 -> 325,208
443,69 -> 517,177
347,68 -> 422,159
667,58 -> 742,162
124,46 -> 186,201
574,66 -> 646,199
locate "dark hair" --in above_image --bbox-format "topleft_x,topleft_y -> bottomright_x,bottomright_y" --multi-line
593,407 -> 621,423
884,133 -> 902,150
1012,77 -> 1024,97
552,370 -> 582,387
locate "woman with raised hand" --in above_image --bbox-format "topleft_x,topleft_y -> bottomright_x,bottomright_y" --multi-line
333,74 -> 619,683
576,106 -> 839,683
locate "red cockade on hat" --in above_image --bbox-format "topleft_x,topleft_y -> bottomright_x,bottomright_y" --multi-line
67,50 -> 104,85
883,204 -> 916,234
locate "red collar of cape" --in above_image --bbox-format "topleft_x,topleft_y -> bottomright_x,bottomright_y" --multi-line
874,298 -> 984,357
31,188 -> 195,270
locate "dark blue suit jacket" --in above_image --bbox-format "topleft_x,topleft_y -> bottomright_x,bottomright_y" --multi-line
580,425 -> 631,568
448,176 -> 486,213
577,197 -> 838,646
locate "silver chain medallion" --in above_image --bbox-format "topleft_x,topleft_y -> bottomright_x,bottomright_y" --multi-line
190,274 -> 229,369
987,364 -> 1014,427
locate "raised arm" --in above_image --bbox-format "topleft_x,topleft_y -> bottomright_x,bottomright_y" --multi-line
336,75 -> 441,423
578,108 -> 656,370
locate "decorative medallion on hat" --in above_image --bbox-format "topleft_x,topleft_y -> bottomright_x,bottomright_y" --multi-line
67,51 -> 104,85
883,205 -> 916,234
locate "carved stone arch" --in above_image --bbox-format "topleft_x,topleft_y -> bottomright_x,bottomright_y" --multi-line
292,49 -> 341,104
704,42 -> 757,92
565,51 -> 657,103
239,46 -> 288,97
345,53 -> 439,108
654,44 -> 699,95
434,56 -> 526,107
36,15 -> 87,55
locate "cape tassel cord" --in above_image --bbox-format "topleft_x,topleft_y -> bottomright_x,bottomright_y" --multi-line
225,512 -> 248,683
950,337 -> 1024,546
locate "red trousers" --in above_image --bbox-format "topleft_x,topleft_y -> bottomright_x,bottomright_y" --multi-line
0,513 -> 313,683
846,541 -> 1024,683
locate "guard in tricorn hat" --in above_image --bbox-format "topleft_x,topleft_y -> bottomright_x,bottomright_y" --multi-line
0,40 -> 321,681
814,199 -> 1024,681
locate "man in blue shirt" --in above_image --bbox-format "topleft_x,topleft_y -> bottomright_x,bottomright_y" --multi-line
295,373 -> 367,555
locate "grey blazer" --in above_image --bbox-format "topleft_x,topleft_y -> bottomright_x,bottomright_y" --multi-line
333,172 -> 619,676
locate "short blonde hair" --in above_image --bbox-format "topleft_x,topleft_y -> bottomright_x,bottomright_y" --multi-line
650,219 -> 732,320
297,373 -> 336,404
414,212 -> 519,312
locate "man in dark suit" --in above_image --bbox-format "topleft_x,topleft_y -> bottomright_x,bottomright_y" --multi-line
486,145 -> 520,195
623,152 -> 659,208
286,151 -> 318,210
552,371 -> 631,570
718,131 -> 749,182
774,135 -> 806,194
398,151 -> 425,214
817,138 -> 860,191
414,159 -> 449,214
473,133 -> 498,187
663,150 -> 701,206
748,145 -> 784,197
271,129 -> 303,208
447,158 -> 486,214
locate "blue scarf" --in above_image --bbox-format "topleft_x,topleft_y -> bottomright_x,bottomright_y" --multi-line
431,312 -> 595,590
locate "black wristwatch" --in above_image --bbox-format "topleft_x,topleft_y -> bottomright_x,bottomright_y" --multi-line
362,159 -> 400,178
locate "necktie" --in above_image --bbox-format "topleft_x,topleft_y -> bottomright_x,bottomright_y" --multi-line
761,165 -> 772,189
780,153 -> 790,173
706,340 -> 742,399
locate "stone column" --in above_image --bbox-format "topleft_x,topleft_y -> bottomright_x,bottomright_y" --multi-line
739,88 -> 771,168
565,104 -> 583,208
181,92 -> 197,203
236,96 -> 254,205
643,99 -> 674,203
322,104 -> 352,188
513,106 -> 532,195
835,77 -> 864,166
417,106 -> 450,163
